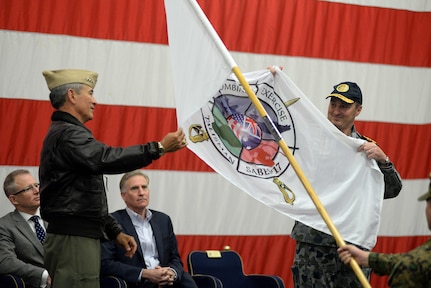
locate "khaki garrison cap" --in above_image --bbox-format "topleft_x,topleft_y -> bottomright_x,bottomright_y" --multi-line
418,172 -> 431,201
42,69 -> 98,91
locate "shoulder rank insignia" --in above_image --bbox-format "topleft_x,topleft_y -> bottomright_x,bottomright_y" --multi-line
359,134 -> 378,145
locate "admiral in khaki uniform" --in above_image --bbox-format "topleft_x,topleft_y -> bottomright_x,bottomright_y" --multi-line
290,82 -> 403,287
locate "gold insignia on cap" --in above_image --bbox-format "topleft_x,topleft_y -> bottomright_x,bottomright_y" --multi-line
336,83 -> 349,93
42,69 -> 98,91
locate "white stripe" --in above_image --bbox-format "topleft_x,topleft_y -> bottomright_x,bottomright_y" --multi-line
165,0 -> 235,125
232,52 -> 431,124
379,178 -> 430,236
1,31 -> 430,124
322,0 -> 431,12
0,31 -> 176,108
0,166 -> 427,236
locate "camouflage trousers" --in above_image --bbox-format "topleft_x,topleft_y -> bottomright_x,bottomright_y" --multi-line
291,241 -> 371,288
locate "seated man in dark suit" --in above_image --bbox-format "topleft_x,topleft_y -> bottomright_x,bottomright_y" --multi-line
100,170 -> 197,288
0,169 -> 51,288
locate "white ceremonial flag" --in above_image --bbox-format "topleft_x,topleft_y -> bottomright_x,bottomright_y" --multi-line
164,0 -> 384,250
164,0 -> 234,126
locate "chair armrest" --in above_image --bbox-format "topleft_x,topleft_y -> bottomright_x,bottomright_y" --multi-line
246,274 -> 285,288
0,274 -> 26,288
192,274 -> 223,288
100,276 -> 127,288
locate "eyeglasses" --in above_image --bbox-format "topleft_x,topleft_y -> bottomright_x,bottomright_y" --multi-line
13,183 -> 40,196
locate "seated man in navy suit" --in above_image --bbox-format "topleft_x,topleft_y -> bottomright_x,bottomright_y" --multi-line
0,169 -> 51,288
100,170 -> 197,288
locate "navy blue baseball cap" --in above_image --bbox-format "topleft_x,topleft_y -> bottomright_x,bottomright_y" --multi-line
326,81 -> 362,104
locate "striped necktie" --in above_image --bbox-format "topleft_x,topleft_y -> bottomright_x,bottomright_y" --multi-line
30,215 -> 46,244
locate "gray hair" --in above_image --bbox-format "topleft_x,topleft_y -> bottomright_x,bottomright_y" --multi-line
3,169 -> 31,197
119,170 -> 150,192
49,83 -> 84,109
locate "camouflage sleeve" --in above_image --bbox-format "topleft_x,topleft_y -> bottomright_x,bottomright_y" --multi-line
378,162 -> 403,199
368,252 -> 401,275
388,256 -> 426,287
385,245 -> 431,288
369,240 -> 431,286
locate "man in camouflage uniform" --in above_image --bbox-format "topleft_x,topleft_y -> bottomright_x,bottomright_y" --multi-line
338,172 -> 431,287
290,82 -> 403,287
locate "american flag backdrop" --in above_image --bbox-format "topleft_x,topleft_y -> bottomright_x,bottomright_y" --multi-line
0,0 -> 430,287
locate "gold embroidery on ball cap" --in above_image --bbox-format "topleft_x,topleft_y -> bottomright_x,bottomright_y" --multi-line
336,83 -> 349,92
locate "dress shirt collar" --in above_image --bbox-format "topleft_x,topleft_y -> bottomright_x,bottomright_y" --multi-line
125,207 -> 152,223
18,209 -> 42,222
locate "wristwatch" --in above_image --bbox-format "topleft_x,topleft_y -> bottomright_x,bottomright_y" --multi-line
380,155 -> 391,167
157,142 -> 165,157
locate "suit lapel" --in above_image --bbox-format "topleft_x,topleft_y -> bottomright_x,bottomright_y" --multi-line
116,210 -> 145,262
150,213 -> 165,265
12,210 -> 44,256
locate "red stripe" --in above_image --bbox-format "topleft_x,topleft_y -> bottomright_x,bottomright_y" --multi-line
1,98 -> 429,179
1,0 -> 430,67
0,98 -> 212,172
176,234 -> 430,288
355,121 -> 431,180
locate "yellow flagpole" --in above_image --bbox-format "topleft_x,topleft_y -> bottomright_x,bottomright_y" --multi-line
177,1 -> 371,286
232,66 -> 371,288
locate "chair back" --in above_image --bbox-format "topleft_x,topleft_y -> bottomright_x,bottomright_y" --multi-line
188,250 -> 246,288
191,274 -> 223,288
0,274 -> 25,288
100,276 -> 127,288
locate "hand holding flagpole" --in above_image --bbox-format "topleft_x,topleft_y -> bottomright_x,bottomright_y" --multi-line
232,66 -> 370,288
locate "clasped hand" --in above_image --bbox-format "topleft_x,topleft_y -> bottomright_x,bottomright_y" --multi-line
143,266 -> 176,286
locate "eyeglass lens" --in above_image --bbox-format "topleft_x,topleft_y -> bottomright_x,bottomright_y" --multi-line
13,183 -> 40,195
